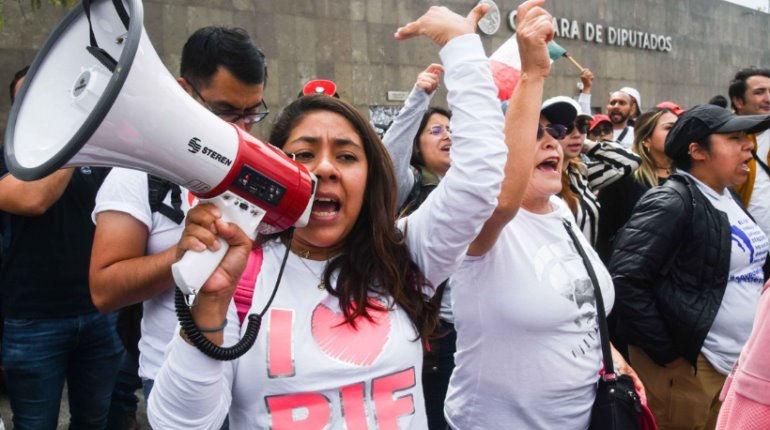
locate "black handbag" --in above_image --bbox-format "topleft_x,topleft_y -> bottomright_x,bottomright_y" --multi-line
562,219 -> 643,430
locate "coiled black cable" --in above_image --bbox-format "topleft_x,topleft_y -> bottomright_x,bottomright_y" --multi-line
175,228 -> 295,361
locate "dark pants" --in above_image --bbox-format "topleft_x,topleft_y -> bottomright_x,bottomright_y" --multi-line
106,349 -> 142,429
423,320 -> 456,430
2,311 -> 122,430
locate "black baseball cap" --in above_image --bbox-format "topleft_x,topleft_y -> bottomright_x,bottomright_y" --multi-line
664,104 -> 770,160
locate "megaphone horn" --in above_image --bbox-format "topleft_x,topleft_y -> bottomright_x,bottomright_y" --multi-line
4,0 -> 316,295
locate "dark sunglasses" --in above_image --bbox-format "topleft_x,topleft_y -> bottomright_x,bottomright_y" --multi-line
589,125 -> 613,137
537,123 -> 568,141
566,119 -> 590,135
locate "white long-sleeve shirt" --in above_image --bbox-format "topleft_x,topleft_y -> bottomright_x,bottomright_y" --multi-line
381,85 -> 433,209
148,33 -> 506,430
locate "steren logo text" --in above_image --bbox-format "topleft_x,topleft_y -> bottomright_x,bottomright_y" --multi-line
188,137 -> 202,154
187,137 -> 233,167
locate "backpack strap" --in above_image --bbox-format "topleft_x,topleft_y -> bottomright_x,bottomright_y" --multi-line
234,247 -> 264,324
147,174 -> 184,225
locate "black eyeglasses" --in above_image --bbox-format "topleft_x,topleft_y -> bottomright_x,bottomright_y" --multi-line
188,82 -> 269,125
427,124 -> 451,136
537,123 -> 567,141
589,125 -> 613,138
566,119 -> 590,135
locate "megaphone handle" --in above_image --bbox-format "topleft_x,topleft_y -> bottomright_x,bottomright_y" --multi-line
172,192 -> 265,296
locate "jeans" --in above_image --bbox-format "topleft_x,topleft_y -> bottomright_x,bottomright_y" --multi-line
107,349 -> 142,429
2,311 -> 123,430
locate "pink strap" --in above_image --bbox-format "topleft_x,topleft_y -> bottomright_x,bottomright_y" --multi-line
234,247 -> 263,324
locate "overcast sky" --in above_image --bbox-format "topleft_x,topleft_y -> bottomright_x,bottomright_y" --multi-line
723,0 -> 769,11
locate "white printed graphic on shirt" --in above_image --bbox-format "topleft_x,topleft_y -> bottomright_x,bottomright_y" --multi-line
534,239 -> 600,359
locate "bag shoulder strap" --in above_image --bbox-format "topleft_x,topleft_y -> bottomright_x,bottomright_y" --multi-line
234,247 -> 264,324
753,150 -> 770,177
617,126 -> 630,143
147,174 -> 184,225
562,219 -> 615,379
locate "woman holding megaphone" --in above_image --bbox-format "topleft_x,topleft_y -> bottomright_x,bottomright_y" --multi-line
145,3 -> 538,428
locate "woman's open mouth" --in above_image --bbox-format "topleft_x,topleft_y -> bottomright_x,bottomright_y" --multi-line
536,157 -> 560,173
311,197 -> 341,217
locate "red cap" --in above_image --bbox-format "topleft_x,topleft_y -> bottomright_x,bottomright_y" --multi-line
589,114 -> 612,131
302,79 -> 338,97
656,101 -> 685,116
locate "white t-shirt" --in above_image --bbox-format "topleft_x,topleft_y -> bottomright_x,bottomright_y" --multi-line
92,167 -> 192,380
198,242 -> 427,428
748,130 -> 770,237
687,175 -> 769,375
613,125 -> 634,149
445,197 -> 614,430
148,33 -> 508,430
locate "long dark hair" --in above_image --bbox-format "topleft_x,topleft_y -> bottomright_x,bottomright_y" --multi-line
269,95 -> 437,339
411,107 -> 452,168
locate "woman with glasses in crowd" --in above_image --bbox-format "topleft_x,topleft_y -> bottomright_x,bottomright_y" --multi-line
147,4 -> 517,428
545,97 -> 640,245
596,107 -> 678,263
379,63 -> 458,429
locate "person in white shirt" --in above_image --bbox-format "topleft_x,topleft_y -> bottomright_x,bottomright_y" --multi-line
610,104 -> 770,429
90,28 -> 268,419
443,5 -> 642,429
731,67 -> 770,238
606,89 -> 637,149
147,4 -> 513,428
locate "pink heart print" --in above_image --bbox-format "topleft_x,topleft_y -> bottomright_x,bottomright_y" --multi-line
311,298 -> 392,367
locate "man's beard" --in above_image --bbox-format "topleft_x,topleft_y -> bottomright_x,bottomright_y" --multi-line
609,110 -> 629,125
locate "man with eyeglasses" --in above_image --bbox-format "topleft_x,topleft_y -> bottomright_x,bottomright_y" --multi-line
90,26 -> 267,427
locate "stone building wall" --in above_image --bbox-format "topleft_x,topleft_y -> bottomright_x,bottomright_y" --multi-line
2,0 -> 769,137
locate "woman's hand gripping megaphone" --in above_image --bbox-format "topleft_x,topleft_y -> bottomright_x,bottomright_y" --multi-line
170,126 -> 316,300
171,191 -> 266,298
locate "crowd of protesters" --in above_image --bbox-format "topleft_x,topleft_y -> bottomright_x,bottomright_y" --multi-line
2,1 -> 770,429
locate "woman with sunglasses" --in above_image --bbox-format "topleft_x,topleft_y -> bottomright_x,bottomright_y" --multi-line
596,107 -> 678,263
543,96 -> 640,245
147,5 -> 511,429
444,72 -> 644,430
588,114 -> 615,142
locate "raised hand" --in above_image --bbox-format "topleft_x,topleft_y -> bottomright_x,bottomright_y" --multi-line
415,63 -> 444,95
394,3 -> 490,47
515,0 -> 554,79
580,68 -> 594,93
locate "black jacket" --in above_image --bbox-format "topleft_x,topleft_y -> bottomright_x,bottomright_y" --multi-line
609,174 -> 732,367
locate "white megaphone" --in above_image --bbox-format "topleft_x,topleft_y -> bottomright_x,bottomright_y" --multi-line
4,0 -> 316,297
